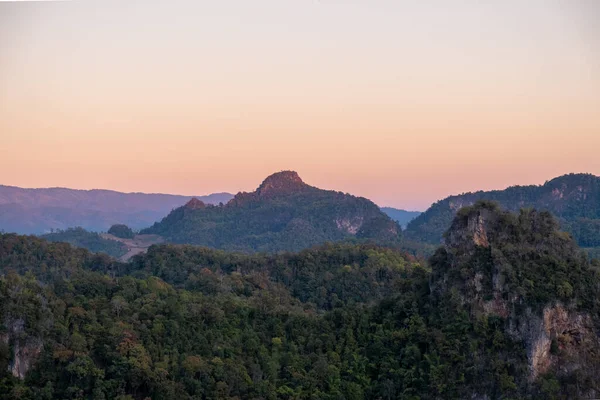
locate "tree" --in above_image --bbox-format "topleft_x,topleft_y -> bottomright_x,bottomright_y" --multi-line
108,224 -> 135,239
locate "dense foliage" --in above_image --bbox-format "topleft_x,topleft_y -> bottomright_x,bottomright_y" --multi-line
1,203 -> 599,399
432,201 -> 600,308
405,173 -> 600,253
108,224 -> 135,239
125,243 -> 419,310
41,227 -> 128,258
141,172 -> 401,253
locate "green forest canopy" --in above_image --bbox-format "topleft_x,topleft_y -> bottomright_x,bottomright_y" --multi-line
1,202 -> 600,399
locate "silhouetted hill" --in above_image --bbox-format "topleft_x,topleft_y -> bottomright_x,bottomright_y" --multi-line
0,184 -> 233,234
380,207 -> 421,228
141,171 -> 401,252
405,173 -> 600,249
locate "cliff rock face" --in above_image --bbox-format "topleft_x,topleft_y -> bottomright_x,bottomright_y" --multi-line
471,214 -> 489,247
444,204 -> 496,250
2,318 -> 43,379
256,171 -> 306,197
184,198 -> 206,210
335,217 -> 364,234
505,303 -> 599,382
432,201 -> 600,397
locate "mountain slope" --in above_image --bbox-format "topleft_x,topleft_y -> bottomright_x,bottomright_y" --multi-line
425,201 -> 600,398
141,171 -> 401,252
380,207 -> 421,228
41,227 -> 129,258
0,184 -> 233,234
405,173 -> 600,247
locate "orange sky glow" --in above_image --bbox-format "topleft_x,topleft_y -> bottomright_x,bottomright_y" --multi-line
1,1 -> 599,210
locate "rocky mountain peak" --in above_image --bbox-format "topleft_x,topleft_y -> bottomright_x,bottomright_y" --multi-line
444,201 -> 498,249
431,201 -> 599,385
184,198 -> 206,210
256,171 -> 306,196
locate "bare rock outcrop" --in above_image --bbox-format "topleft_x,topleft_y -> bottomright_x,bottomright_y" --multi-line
335,217 -> 364,235
2,318 -> 43,379
506,304 -> 599,382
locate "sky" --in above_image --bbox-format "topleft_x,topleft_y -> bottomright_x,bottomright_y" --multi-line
0,1 -> 599,210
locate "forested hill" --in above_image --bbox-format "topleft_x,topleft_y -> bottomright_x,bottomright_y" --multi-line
41,227 -> 128,258
2,202 -> 600,399
0,184 -> 233,234
405,173 -> 600,248
141,171 -> 401,252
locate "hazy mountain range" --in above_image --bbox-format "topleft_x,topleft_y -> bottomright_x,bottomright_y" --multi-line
2,172 -> 599,257
380,207 -> 421,228
0,185 -> 233,234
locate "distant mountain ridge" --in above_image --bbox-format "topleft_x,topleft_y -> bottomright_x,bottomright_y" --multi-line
380,207 -> 421,228
0,184 -> 233,234
405,173 -> 600,249
141,171 -> 401,252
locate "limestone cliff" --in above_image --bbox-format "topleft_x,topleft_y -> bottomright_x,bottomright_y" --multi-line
2,318 -> 43,379
431,201 -> 600,397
